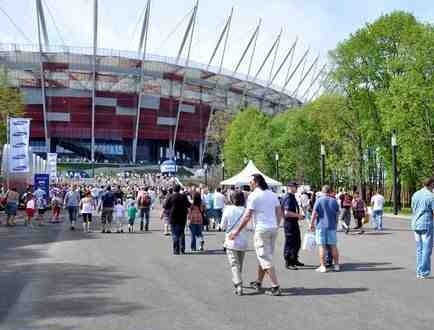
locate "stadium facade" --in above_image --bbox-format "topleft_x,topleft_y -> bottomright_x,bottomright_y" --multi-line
0,1 -> 311,166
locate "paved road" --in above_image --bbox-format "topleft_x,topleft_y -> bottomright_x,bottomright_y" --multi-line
0,209 -> 433,330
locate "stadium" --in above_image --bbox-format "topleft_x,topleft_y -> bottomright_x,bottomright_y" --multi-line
0,0 -> 321,168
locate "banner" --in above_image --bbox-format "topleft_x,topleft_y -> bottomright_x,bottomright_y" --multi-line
9,118 -> 30,173
47,153 -> 57,181
160,160 -> 177,173
34,174 -> 50,198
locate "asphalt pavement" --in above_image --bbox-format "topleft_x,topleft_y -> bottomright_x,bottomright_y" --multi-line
0,208 -> 432,330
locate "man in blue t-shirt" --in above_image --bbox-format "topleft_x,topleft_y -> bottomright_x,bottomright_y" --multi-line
310,185 -> 340,273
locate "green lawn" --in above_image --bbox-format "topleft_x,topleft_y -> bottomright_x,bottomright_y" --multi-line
383,206 -> 412,216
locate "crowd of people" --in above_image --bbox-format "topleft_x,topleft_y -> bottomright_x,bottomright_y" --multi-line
0,172 -> 433,295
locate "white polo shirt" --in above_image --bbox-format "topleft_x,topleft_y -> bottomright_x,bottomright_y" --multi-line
246,187 -> 280,231
213,192 -> 225,210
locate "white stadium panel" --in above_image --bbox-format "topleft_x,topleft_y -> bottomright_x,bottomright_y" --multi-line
116,106 -> 137,116
157,117 -> 176,126
47,112 -> 71,122
95,97 -> 117,107
22,88 -> 43,104
179,103 -> 195,113
140,95 -> 160,109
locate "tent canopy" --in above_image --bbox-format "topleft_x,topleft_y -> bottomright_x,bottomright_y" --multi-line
220,160 -> 282,187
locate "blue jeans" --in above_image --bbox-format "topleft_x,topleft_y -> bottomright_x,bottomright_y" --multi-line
372,210 -> 383,230
67,206 -> 78,223
171,224 -> 186,254
139,208 -> 150,230
214,209 -> 223,226
189,224 -> 204,251
414,227 -> 433,277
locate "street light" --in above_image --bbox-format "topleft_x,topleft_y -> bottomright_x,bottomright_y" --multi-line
391,132 -> 398,215
320,144 -> 326,187
204,163 -> 208,186
275,153 -> 279,180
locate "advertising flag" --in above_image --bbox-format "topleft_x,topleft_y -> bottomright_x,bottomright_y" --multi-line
9,118 -> 30,173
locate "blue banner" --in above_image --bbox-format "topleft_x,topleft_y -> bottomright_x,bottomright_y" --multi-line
34,174 -> 50,197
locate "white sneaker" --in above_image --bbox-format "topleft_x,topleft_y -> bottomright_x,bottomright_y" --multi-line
315,265 -> 327,273
333,264 -> 340,272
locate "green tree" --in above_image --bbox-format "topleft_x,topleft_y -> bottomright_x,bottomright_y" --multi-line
223,107 -> 270,176
0,67 -> 24,144
269,108 -> 321,186
377,23 -> 434,190
329,11 -> 429,195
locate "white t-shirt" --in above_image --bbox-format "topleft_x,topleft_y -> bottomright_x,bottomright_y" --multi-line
81,198 -> 94,214
371,194 -> 385,211
213,192 -> 225,210
246,188 -> 280,231
114,204 -> 125,217
26,199 -> 35,209
221,205 -> 248,251
299,193 -> 310,209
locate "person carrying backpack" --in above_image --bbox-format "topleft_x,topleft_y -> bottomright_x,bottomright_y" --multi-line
137,188 -> 151,231
352,192 -> 366,234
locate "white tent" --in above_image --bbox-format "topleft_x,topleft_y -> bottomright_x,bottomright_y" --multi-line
220,160 -> 282,187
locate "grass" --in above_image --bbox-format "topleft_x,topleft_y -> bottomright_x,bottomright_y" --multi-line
383,206 -> 412,216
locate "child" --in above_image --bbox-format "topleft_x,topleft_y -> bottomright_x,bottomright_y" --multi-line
114,199 -> 125,233
221,191 -> 248,296
51,193 -> 63,223
25,193 -> 36,227
35,190 -> 47,226
127,201 -> 138,233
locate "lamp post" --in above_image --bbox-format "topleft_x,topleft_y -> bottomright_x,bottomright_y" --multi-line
391,132 -> 398,215
275,153 -> 279,180
204,163 -> 208,186
222,161 -> 225,181
320,144 -> 326,187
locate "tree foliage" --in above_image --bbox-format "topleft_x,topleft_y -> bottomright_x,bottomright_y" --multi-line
221,11 -> 434,197
0,67 -> 24,144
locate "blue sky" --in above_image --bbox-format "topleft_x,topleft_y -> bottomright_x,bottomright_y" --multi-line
1,0 -> 433,93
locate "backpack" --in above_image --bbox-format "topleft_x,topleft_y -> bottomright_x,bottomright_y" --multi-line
355,199 -> 365,211
342,197 -> 352,208
138,195 -> 151,208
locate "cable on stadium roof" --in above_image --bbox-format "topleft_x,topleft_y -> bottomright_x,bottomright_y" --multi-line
0,6 -> 32,43
156,7 -> 194,53
127,2 -> 148,50
43,0 -> 67,46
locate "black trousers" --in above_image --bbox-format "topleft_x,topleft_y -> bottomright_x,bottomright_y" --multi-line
284,220 -> 301,264
171,223 -> 186,254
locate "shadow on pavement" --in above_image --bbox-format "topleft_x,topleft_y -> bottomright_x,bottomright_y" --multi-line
2,263 -> 142,329
363,231 -> 392,235
281,286 -> 369,296
342,262 -> 404,272
241,286 -> 368,297
0,216 -> 143,329
184,249 -> 227,255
